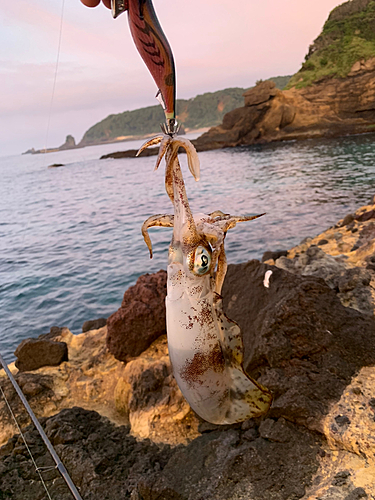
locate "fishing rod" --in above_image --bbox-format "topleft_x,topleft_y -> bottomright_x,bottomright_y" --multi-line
0,352 -> 83,500
111,0 -> 177,136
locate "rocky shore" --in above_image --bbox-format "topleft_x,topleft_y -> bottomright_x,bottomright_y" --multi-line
101,68 -> 375,161
1,198 -> 375,499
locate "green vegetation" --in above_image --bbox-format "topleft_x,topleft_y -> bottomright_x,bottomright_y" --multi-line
80,76 -> 291,145
287,0 -> 375,89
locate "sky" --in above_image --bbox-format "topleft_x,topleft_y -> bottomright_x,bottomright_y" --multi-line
0,0 -> 345,157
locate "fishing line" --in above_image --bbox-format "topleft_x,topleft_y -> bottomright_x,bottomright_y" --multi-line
44,0 -> 66,154
0,384 -> 54,500
0,353 -> 83,500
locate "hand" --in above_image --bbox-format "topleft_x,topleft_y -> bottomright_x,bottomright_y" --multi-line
80,0 -> 111,8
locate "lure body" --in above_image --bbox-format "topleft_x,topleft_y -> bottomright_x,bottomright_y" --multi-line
112,0 -> 176,130
139,136 -> 272,424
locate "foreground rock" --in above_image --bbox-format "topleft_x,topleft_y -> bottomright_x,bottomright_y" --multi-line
2,200 -> 375,498
0,407 -> 325,500
14,338 -> 68,372
0,327 -> 198,448
106,270 -> 167,361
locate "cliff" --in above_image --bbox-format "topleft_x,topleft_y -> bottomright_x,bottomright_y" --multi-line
193,0 -> 375,150
1,197 -> 375,499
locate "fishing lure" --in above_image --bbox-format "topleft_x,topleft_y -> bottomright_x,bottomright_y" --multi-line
112,0 -> 176,134
138,135 -> 272,424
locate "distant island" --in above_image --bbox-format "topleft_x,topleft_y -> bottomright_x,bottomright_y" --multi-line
22,135 -> 79,155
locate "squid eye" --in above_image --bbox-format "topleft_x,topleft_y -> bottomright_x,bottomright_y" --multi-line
192,246 -> 211,276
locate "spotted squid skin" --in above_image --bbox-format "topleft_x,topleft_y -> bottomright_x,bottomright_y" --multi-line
139,135 -> 272,424
166,263 -> 271,424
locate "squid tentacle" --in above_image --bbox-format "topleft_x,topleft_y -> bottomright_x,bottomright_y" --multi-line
141,214 -> 174,258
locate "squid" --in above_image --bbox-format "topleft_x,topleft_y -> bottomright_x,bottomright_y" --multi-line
138,135 -> 272,424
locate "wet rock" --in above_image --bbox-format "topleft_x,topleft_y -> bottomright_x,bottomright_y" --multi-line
14,338 -> 68,372
82,317 -> 107,333
47,163 -> 64,168
107,270 -> 167,361
222,260 -> 375,429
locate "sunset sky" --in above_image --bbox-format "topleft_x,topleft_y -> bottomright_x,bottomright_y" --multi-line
1,0 -> 344,156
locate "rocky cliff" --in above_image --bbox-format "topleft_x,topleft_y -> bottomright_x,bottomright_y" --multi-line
193,0 -> 375,150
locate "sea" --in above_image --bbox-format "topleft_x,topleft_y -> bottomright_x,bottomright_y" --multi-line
1,131 -> 375,362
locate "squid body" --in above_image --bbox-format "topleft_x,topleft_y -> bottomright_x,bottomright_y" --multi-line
139,135 -> 272,424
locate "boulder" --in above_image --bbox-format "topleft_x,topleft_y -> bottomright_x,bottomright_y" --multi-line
82,317 -> 107,333
14,338 -> 68,372
106,270 -> 167,361
222,260 -> 375,429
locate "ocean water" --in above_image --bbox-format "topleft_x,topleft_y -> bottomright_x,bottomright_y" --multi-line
1,132 -> 375,362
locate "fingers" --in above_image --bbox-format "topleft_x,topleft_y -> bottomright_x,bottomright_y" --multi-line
80,0 -> 111,8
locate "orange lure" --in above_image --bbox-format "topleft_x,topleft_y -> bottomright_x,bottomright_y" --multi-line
112,0 -> 176,133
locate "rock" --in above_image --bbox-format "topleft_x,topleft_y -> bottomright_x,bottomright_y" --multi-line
0,372 -> 55,438
342,213 -> 355,226
222,260 -> 375,429
344,488 -> 368,500
275,244 -> 347,289
115,336 -> 200,445
14,338 -> 68,372
58,134 -> 76,151
261,249 -> 288,262
0,407 -> 174,500
243,80 -> 278,106
337,267 -> 373,314
47,163 -> 65,168
106,270 -> 167,362
82,318 -> 107,333
138,426 -> 320,500
0,408 -> 323,500
101,147 -> 158,160
355,209 -> 375,222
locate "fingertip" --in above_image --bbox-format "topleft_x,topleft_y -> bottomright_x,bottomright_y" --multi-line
80,0 -> 101,7
102,0 -> 112,8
